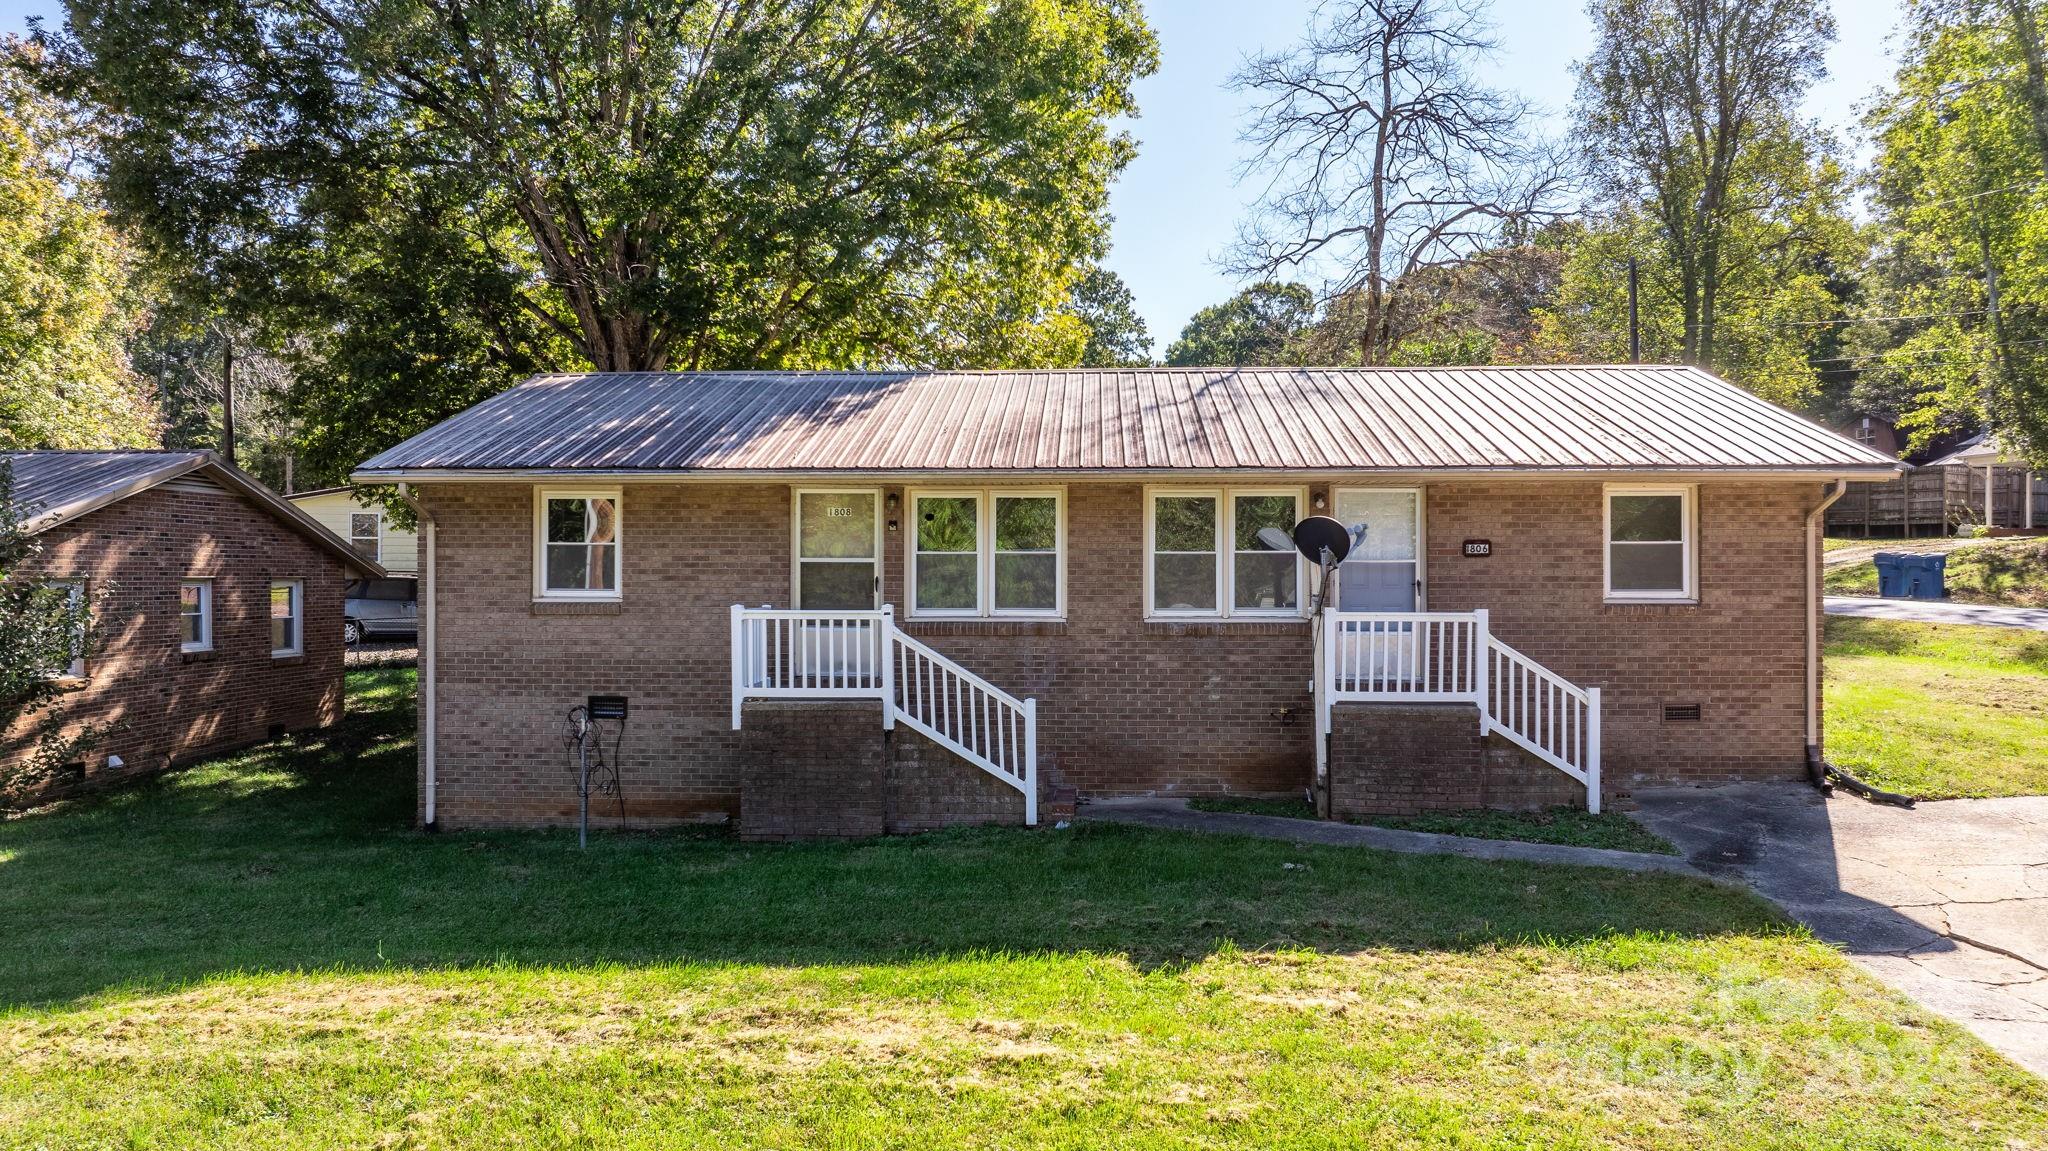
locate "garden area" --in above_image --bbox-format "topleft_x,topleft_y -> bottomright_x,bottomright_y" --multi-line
2,669 -> 2044,1148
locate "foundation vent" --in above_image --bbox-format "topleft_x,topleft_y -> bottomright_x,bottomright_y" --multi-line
1662,703 -> 1703,723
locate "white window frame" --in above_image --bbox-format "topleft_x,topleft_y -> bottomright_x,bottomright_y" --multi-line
790,487 -> 882,611
532,487 -> 623,602
348,510 -> 382,563
270,580 -> 304,657
904,487 -> 1066,620
1603,483 -> 1698,604
1143,486 -> 1307,621
47,580 -> 86,679
179,579 -> 213,653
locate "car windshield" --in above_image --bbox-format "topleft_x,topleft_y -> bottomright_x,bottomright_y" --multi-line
348,579 -> 416,601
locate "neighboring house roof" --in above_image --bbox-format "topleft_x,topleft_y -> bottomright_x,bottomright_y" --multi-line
355,366 -> 1902,481
1926,433 -> 2032,469
3,450 -> 385,575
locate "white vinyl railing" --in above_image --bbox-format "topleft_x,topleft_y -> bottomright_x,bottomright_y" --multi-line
731,605 -> 1037,825
1319,609 -> 1602,812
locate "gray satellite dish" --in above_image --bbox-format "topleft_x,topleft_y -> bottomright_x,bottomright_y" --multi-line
1290,516 -> 1362,565
1255,526 -> 1295,552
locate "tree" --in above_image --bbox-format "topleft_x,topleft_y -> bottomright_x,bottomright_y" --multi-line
1226,0 -> 1565,364
0,460 -> 105,795
1573,0 -> 1838,373
1067,267 -> 1152,367
52,0 -> 1155,474
0,42 -> 156,450
1293,228 -> 1569,365
1859,0 -> 2048,462
1162,282 -> 1317,366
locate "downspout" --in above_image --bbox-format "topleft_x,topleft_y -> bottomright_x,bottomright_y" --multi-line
1805,481 -> 1849,787
398,483 -> 438,831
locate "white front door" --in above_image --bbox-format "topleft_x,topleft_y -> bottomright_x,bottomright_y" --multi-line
794,489 -> 880,610
1333,488 -> 1422,611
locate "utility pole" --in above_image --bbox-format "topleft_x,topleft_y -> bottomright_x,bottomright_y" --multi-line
220,340 -> 237,467
1627,257 -> 1641,363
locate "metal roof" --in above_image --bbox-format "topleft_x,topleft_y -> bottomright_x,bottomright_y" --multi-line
355,366 -> 1903,480
3,450 -> 384,575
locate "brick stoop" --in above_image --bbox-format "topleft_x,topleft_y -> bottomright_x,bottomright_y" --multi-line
738,699 -> 1030,841
1328,701 -> 1588,818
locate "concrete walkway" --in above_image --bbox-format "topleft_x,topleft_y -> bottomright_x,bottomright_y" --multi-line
1633,784 -> 2048,1080
1825,595 -> 2048,631
1077,797 -> 1703,876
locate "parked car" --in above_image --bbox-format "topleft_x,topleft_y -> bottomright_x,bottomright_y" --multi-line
343,577 -> 418,644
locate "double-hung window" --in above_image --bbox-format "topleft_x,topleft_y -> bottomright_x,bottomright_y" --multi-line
179,579 -> 212,652
535,489 -> 621,599
1146,488 -> 1304,619
1605,485 -> 1696,602
348,512 -> 381,562
46,580 -> 86,678
907,489 -> 1063,618
270,581 -> 303,656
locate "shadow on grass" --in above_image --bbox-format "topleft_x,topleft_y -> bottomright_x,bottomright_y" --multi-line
0,669 -> 1792,1009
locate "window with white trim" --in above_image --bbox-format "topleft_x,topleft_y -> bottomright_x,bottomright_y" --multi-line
348,512 -> 381,562
906,489 -> 1063,618
1145,488 -> 1303,618
270,581 -> 303,656
534,490 -> 620,599
179,579 -> 212,652
1605,485 -> 1696,601
46,580 -> 86,678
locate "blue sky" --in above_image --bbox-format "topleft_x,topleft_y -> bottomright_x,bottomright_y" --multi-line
1,0 -> 1908,353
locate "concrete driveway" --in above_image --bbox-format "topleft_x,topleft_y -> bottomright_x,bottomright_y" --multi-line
1825,595 -> 2048,631
1633,784 -> 2048,1079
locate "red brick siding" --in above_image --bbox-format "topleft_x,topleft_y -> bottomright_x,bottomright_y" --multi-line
3,483 -> 349,795
1417,481 -> 1821,788
421,478 -> 1823,827
1327,703 -> 1587,817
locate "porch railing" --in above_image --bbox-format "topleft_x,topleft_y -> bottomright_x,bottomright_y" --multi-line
730,605 -> 1037,825
1319,609 -> 1602,812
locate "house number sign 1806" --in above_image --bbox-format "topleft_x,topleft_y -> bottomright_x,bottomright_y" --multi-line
1462,539 -> 1493,557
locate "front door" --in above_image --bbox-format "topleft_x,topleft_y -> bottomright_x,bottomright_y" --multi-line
1333,489 -> 1422,611
794,490 -> 880,610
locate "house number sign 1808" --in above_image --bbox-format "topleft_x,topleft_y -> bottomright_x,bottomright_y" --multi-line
1462,539 -> 1492,557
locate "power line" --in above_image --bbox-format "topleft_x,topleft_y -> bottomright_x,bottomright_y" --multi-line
1810,335 -> 2048,367
1896,177 -> 2047,211
1771,308 -> 1988,328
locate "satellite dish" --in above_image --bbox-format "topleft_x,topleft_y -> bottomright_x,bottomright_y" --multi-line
1290,516 -> 1361,565
1255,526 -> 1295,552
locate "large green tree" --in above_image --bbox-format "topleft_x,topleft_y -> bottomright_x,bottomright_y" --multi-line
0,42 -> 156,450
1161,283 -> 1317,367
1570,0 -> 1842,389
1066,266 -> 1151,367
51,0 -> 1154,476
1859,0 -> 2048,461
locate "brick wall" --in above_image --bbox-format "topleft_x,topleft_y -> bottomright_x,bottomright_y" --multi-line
3,482 -> 350,797
736,700 -> 1025,840
1327,703 -> 1587,817
1418,480 -> 1821,790
421,478 -> 1825,828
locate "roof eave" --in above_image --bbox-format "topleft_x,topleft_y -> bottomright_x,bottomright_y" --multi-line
354,463 -> 1908,485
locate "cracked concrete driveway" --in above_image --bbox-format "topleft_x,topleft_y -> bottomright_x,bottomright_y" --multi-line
1633,783 -> 2048,1079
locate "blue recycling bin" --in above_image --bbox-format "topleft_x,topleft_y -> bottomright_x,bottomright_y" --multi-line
1872,553 -> 1910,598
1901,553 -> 1949,600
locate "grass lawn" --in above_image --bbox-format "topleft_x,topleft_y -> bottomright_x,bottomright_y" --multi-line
1825,538 -> 2048,606
1188,796 -> 1676,854
3,670 -> 2045,1148
1825,616 -> 2048,798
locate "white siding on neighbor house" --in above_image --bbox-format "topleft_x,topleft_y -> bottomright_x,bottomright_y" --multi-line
288,490 -> 418,574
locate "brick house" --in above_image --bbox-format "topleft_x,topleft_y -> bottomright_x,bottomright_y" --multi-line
353,367 -> 1901,836
2,451 -> 381,797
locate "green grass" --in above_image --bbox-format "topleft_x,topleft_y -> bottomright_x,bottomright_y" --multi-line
2,669 -> 2044,1148
1825,616 -> 2048,798
1189,796 -> 1678,854
1367,807 -> 1680,854
1824,538 -> 2048,606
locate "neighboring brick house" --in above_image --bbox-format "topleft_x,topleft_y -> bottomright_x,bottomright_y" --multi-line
2,451 -> 382,798
353,367 -> 1901,835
